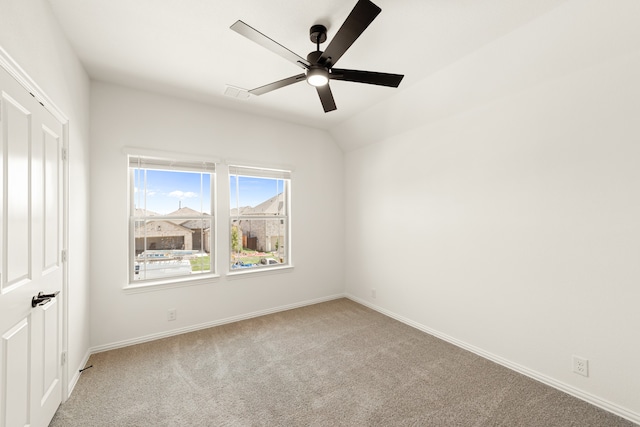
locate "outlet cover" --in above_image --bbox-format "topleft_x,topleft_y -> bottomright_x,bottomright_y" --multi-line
572,355 -> 589,377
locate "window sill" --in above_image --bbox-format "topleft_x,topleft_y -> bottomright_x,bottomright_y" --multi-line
226,264 -> 294,279
124,273 -> 220,294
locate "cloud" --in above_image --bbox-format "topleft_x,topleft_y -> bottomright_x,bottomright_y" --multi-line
168,191 -> 198,199
134,187 -> 157,196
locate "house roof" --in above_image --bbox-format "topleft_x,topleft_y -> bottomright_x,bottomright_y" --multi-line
135,219 -> 193,234
230,206 -> 253,216
134,208 -> 159,217
165,206 -> 211,229
236,193 -> 285,216
166,207 -> 207,217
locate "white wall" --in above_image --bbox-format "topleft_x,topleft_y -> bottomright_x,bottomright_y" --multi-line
343,0 -> 640,422
331,0 -> 640,152
0,0 -> 92,393
89,81 -> 344,348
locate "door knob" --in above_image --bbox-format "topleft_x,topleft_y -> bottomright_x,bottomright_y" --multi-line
31,291 -> 60,307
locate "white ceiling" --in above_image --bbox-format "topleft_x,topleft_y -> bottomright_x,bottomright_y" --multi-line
47,0 -> 569,130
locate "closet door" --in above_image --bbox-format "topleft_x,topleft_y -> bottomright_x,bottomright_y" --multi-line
0,64 -> 64,427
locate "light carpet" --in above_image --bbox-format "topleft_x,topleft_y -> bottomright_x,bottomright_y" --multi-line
50,298 -> 635,426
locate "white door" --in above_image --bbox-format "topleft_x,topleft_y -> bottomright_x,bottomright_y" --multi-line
0,65 -> 64,427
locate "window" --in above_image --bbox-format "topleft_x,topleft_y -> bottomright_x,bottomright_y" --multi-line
229,165 -> 291,271
129,156 -> 215,283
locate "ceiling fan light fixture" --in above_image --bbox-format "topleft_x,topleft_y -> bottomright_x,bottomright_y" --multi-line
306,66 -> 329,87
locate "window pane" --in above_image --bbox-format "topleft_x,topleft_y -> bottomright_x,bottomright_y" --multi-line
134,169 -> 211,215
135,259 -> 193,281
133,218 -> 212,281
230,218 -> 286,270
230,175 -> 286,215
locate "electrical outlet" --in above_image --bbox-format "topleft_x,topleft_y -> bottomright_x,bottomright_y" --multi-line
572,355 -> 589,377
167,308 -> 177,321
371,288 -> 376,299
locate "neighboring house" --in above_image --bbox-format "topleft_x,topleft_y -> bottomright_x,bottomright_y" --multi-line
167,207 -> 212,253
134,206 -> 211,254
180,219 -> 211,253
134,220 -> 194,254
232,193 -> 285,253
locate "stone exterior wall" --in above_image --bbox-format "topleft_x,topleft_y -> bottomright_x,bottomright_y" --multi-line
238,219 -> 284,254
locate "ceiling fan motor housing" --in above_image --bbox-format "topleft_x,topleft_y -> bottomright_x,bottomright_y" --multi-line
307,51 -> 324,64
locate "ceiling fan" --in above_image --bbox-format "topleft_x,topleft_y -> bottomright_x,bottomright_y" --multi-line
230,0 -> 404,113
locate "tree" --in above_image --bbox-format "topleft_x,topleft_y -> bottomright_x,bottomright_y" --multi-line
231,225 -> 242,253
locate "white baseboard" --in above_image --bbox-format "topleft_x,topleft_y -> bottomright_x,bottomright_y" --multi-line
346,294 -> 640,426
90,293 -> 346,354
65,349 -> 92,401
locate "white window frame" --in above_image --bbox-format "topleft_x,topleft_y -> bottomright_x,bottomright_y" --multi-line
228,165 -> 292,274
127,153 -> 217,288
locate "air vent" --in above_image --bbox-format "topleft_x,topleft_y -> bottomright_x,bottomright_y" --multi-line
223,85 -> 250,100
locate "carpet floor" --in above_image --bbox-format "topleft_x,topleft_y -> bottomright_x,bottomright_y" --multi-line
50,298 -> 635,426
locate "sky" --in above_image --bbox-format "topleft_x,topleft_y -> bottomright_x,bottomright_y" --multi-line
230,175 -> 285,209
134,169 -> 284,215
134,169 -> 210,214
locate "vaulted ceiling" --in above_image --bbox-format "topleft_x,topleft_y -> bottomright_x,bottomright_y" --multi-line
47,0 -> 569,131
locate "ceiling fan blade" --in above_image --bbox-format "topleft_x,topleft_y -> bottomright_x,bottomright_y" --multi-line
318,0 -> 381,67
330,68 -> 404,87
316,84 -> 337,112
231,20 -> 310,69
249,74 -> 306,95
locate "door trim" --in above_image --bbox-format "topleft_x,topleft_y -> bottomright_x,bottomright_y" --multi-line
0,45 -> 71,403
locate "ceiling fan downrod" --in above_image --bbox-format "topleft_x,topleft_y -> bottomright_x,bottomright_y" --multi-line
309,24 -> 327,53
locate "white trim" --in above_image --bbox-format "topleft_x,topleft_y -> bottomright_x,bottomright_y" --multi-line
90,294 -> 345,354
345,294 -> 640,426
61,106 -> 70,403
224,158 -> 295,174
123,273 -> 220,294
226,264 -> 294,278
0,46 -> 69,124
228,164 -> 292,180
123,146 -> 221,165
128,156 -> 216,172
67,349 -> 91,397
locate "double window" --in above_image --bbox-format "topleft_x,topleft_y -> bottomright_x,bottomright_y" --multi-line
129,156 -> 215,283
128,155 -> 291,285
